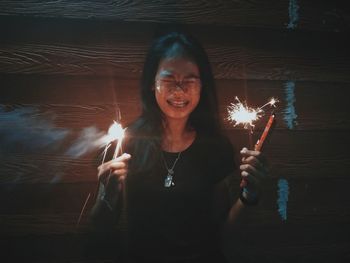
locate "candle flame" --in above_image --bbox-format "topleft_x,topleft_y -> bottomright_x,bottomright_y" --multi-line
227,96 -> 279,130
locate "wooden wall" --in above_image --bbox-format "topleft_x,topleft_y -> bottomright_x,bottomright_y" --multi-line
1,1 -> 349,262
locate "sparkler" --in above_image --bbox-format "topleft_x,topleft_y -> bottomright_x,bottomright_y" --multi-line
104,120 -> 125,199
102,121 -> 125,163
239,113 -> 276,188
76,120 -> 125,228
227,96 -> 278,132
227,96 -> 278,188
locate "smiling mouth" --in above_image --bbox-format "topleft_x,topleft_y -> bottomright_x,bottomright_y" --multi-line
167,100 -> 189,108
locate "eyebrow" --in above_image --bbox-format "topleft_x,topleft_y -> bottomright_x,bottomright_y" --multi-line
158,70 -> 173,78
185,74 -> 200,79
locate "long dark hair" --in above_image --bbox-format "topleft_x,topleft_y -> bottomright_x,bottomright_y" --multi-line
126,29 -> 221,172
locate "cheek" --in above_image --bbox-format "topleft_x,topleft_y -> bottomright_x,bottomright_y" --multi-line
155,90 -> 167,108
191,91 -> 201,108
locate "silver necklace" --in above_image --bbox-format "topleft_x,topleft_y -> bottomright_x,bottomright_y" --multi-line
162,151 -> 181,187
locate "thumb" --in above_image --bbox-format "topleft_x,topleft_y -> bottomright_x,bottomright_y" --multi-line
116,153 -> 131,162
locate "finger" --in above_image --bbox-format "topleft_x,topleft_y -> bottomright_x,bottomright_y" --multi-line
100,153 -> 131,170
241,147 -> 268,167
240,163 -> 266,179
97,162 -> 122,179
97,164 -> 110,179
115,153 -> 132,162
112,168 -> 128,177
117,175 -> 126,183
242,155 -> 263,170
101,153 -> 131,169
106,169 -> 127,189
240,147 -> 262,158
243,156 -> 269,176
109,161 -> 127,170
105,168 -> 127,186
241,171 -> 260,185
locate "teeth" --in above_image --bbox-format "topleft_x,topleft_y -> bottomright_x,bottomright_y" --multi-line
168,101 -> 187,107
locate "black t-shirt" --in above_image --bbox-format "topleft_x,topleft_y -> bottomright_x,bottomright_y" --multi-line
125,133 -> 236,262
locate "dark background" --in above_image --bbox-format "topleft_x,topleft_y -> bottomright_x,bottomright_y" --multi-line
0,1 -> 349,262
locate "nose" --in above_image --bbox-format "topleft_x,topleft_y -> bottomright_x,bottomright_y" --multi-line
174,82 -> 187,93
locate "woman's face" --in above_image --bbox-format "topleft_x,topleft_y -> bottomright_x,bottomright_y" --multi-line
154,56 -> 201,122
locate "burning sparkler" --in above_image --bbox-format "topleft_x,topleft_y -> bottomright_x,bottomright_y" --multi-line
76,120 -> 125,228
103,120 -> 126,199
227,96 -> 278,131
101,121 -> 125,164
227,96 -> 278,188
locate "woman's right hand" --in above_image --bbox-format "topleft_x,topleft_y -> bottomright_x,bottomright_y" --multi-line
97,153 -> 131,191
91,153 -> 131,217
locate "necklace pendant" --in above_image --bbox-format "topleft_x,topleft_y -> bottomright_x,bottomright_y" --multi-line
164,174 -> 174,187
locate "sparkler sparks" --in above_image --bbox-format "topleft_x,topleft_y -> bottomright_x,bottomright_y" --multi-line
227,96 -> 278,189
77,120 -> 125,228
105,121 -> 125,145
227,96 -> 278,131
101,121 -> 125,163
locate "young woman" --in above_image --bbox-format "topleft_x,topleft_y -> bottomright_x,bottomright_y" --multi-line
90,30 -> 269,263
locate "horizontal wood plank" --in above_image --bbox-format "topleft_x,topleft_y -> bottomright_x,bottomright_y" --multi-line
1,17 -> 349,81
1,223 -> 348,262
0,130 -> 349,183
1,2 -> 349,262
227,129 -> 350,180
0,0 -> 349,32
1,177 -> 349,255
1,75 -> 349,131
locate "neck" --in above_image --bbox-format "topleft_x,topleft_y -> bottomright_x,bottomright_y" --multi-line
164,117 -> 187,140
162,117 -> 195,152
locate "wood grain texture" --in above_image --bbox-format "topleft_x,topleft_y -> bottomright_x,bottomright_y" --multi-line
1,177 -> 350,230
1,228 -> 348,262
1,76 -> 348,184
1,17 -> 349,81
1,177 -> 349,263
1,130 -> 349,184
1,3 -> 349,261
0,0 -> 349,32
227,129 -> 350,180
1,39 -> 348,82
1,75 -> 349,131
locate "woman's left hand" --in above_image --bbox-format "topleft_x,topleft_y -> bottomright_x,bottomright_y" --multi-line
239,147 -> 269,200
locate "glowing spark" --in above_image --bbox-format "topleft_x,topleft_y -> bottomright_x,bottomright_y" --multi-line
106,121 -> 125,144
76,193 -> 91,227
227,96 -> 279,130
260,97 -> 279,110
101,143 -> 112,165
77,120 -> 125,228
227,97 -> 263,129
230,97 -> 279,189
101,121 -> 125,164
